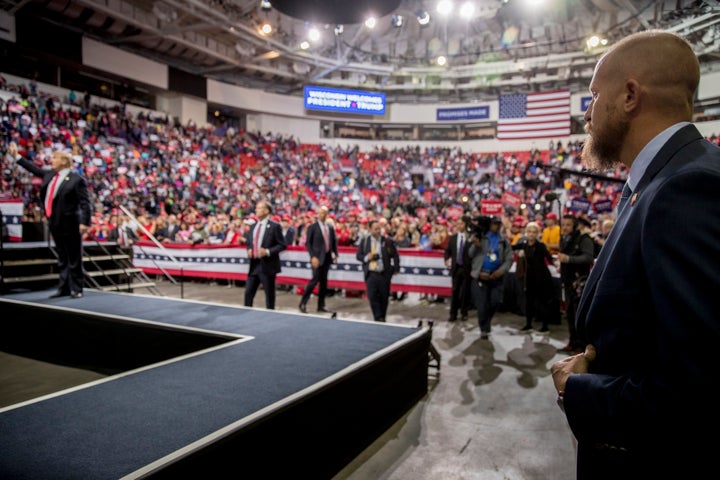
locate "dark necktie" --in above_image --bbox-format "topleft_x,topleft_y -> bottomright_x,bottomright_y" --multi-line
617,183 -> 632,215
457,235 -> 464,265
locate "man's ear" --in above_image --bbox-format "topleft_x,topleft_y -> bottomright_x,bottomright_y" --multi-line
624,78 -> 641,113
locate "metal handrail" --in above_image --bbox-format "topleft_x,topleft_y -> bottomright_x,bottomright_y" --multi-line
118,205 -> 185,298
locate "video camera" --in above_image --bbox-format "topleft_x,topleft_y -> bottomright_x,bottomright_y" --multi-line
467,215 -> 492,240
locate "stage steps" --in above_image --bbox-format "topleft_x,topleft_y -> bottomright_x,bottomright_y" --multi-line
0,241 -> 161,295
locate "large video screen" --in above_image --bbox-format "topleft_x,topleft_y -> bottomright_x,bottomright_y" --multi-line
304,86 -> 386,115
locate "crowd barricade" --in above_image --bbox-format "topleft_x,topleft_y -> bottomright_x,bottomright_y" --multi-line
132,242 -> 453,296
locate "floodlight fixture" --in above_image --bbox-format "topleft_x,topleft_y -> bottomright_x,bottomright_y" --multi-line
417,10 -> 430,26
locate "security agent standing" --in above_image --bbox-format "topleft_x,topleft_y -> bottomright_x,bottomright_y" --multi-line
550,31 -> 720,479
468,216 -> 513,339
356,220 -> 400,322
299,206 -> 338,314
9,142 -> 92,298
444,215 -> 472,321
244,200 -> 286,310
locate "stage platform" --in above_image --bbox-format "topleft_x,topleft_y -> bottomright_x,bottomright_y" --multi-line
0,289 -> 430,479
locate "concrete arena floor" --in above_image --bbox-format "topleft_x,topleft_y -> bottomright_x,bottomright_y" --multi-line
157,279 -> 577,480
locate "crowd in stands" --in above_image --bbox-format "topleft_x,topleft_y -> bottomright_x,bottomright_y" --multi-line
2,75 -> 719,253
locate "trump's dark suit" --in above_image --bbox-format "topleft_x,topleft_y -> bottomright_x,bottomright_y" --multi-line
17,158 -> 92,296
244,219 -> 286,309
566,124 -> 720,478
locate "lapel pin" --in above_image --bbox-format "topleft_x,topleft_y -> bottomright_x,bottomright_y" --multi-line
630,193 -> 638,207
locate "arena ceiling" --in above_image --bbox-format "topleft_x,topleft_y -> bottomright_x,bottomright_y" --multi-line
4,0 -> 720,104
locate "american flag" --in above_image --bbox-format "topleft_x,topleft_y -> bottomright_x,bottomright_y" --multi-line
0,199 -> 24,242
497,90 -> 570,140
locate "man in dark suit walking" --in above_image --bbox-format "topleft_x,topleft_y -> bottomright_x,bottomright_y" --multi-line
299,206 -> 338,313
356,220 -> 400,322
550,31 -> 720,479
244,200 -> 286,309
9,142 -> 92,298
444,215 -> 472,322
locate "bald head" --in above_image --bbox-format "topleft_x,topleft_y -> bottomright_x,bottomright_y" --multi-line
599,30 -> 699,120
582,31 -> 699,170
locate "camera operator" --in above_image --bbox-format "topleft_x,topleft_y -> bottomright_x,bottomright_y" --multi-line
556,214 -> 594,354
468,216 -> 513,339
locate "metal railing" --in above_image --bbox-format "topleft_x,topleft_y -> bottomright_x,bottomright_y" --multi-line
118,205 -> 185,298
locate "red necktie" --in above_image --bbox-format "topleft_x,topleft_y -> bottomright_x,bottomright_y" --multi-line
45,173 -> 60,217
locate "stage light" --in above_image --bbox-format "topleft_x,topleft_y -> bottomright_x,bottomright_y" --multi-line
260,0 -> 272,12
437,55 -> 447,66
391,14 -> 404,28
436,0 -> 453,16
334,24 -> 344,35
308,27 -> 320,41
459,1 -> 475,18
365,17 -> 377,29
417,10 -> 430,26
300,40 -> 310,50
585,34 -> 608,51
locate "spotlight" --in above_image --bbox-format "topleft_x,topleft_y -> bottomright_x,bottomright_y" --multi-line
334,24 -> 344,35
260,0 -> 271,12
308,27 -> 320,41
459,1 -> 475,18
391,14 -> 404,28
417,10 -> 430,26
436,0 -> 453,16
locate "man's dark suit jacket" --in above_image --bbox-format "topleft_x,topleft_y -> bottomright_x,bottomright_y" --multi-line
444,232 -> 470,272
283,226 -> 296,246
247,220 -> 286,274
17,158 -> 92,230
305,221 -> 337,265
356,234 -> 400,280
566,124 -> 720,478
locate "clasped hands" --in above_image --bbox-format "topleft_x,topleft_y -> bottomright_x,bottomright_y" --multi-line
478,270 -> 500,281
550,344 -> 596,397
